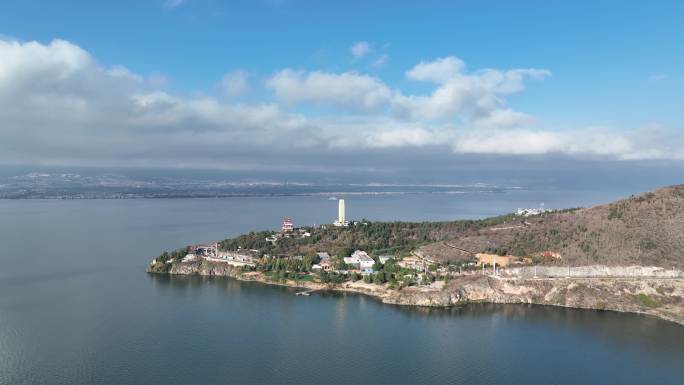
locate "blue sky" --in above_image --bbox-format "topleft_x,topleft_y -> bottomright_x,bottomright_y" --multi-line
0,0 -> 683,171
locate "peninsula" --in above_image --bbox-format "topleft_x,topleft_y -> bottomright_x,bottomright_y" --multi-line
148,185 -> 684,324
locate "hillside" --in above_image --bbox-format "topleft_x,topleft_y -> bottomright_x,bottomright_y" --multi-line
420,185 -> 684,268
217,214 -> 520,259
160,184 -> 684,270
151,184 -> 684,324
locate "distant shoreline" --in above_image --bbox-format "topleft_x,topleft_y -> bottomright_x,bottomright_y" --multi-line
0,189 -> 505,200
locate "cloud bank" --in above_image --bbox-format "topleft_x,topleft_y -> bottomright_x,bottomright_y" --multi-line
0,38 -> 682,170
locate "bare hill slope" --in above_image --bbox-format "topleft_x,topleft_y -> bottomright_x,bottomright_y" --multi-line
422,185 -> 684,268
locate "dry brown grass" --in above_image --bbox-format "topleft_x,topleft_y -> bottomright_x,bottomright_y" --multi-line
420,185 -> 684,268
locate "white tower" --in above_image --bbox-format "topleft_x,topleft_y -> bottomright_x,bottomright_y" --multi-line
334,199 -> 348,226
338,199 -> 346,224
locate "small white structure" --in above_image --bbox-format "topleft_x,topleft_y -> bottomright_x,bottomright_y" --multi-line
344,250 -> 374,270
516,205 -> 551,217
316,252 -> 331,261
378,255 -> 394,264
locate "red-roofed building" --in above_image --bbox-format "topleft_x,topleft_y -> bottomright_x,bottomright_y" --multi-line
281,217 -> 294,233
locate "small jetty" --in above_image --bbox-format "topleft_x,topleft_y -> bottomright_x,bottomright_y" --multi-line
295,289 -> 317,296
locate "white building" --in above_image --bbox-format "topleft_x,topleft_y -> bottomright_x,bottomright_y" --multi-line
192,243 -> 219,257
378,255 -> 394,264
217,251 -> 257,264
516,205 -> 551,217
333,199 -> 349,227
344,250 -> 374,270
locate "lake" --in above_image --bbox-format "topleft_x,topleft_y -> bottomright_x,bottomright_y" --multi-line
1,189 -> 683,385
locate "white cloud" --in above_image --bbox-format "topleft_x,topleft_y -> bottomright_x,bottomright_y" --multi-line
406,57 -> 465,83
350,41 -> 371,59
0,38 -> 318,168
266,69 -> 392,111
317,117 -> 451,149
219,70 -> 250,97
451,127 -> 684,160
394,57 -> 551,121
108,65 -> 144,82
454,129 -> 562,155
0,38 -> 681,170
265,57 -> 549,125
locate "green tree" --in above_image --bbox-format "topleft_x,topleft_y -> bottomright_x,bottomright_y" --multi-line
373,271 -> 386,284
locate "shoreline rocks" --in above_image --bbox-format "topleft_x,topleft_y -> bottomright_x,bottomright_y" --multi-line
148,260 -> 684,325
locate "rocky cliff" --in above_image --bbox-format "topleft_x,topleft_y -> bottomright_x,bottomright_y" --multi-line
149,260 -> 684,325
384,275 -> 684,325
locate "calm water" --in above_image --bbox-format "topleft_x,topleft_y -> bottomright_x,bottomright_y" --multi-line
1,190 -> 684,385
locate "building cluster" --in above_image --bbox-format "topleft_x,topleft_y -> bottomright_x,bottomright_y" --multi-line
264,217 -> 311,244
397,255 -> 429,271
191,243 -> 219,257
311,249 -> 397,275
271,198 -> 348,243
185,243 -> 258,266
179,198 -> 444,277
311,252 -> 334,271
344,250 -> 375,272
516,206 -> 552,217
